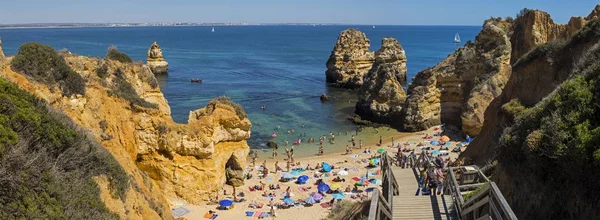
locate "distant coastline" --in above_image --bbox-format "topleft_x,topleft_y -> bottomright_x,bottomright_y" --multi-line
0,23 -> 479,29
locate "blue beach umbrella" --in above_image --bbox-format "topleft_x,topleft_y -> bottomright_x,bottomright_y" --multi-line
283,197 -> 294,205
466,137 -> 473,143
322,163 -> 332,172
431,150 -> 441,156
305,196 -> 316,204
297,175 -> 309,184
317,183 -> 330,192
219,199 -> 233,207
310,192 -> 324,202
365,188 -> 375,193
370,179 -> 382,185
332,193 -> 345,200
430,140 -> 440,146
282,173 -> 294,179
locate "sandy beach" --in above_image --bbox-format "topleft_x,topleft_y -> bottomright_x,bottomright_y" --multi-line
171,125 -> 466,220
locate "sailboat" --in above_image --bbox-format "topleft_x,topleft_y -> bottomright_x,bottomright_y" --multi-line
373,25 -> 375,29
453,33 -> 461,44
211,27 -> 215,33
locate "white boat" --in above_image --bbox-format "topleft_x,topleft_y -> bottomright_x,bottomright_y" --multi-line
211,27 -> 215,32
454,33 -> 461,43
373,25 -> 375,29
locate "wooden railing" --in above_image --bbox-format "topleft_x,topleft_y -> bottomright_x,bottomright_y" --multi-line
444,166 -> 518,220
368,152 -> 398,220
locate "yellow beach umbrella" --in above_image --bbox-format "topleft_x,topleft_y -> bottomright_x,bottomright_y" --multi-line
441,135 -> 450,142
331,183 -> 341,189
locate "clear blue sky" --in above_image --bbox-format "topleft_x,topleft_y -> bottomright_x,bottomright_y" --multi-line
1,0 -> 598,25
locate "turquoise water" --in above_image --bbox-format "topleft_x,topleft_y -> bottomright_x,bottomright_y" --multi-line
0,25 -> 480,157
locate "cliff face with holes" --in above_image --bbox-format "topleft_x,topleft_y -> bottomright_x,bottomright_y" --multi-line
355,38 -> 407,126
0,48 -> 251,219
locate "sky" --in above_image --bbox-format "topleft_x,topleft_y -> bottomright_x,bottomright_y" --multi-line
0,0 -> 599,25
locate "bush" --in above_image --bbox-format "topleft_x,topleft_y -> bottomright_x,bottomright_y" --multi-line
108,68 -> 158,109
501,99 -> 526,119
105,46 -> 133,63
0,78 -> 128,219
514,39 -> 567,66
324,200 -> 370,220
516,8 -> 532,18
10,42 -> 86,96
96,63 -> 109,79
203,96 -> 247,119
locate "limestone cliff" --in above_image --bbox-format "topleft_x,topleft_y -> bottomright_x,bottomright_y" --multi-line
147,42 -> 168,74
0,38 -> 4,60
325,28 -> 374,89
1,46 -> 251,218
355,38 -> 407,126
403,21 -> 512,135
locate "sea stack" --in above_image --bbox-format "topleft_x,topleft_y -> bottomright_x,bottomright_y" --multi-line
325,28 -> 375,89
146,41 -> 168,74
355,38 -> 407,126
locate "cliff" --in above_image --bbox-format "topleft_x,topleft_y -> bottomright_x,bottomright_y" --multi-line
325,28 -> 375,89
355,38 -> 407,126
0,43 -> 251,219
147,42 -> 168,74
0,38 -> 4,59
403,21 -> 512,135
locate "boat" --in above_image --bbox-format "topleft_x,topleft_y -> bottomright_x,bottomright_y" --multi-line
190,78 -> 202,83
211,27 -> 215,32
454,33 -> 461,43
373,25 -> 375,29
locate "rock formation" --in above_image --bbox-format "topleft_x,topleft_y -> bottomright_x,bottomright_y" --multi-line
147,42 -> 168,74
355,38 -> 407,126
403,21 -> 513,135
1,46 -> 251,218
320,93 -> 329,102
0,38 -> 4,59
325,28 -> 375,89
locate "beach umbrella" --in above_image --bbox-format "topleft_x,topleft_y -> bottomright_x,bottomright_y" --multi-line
332,193 -> 345,200
356,180 -> 370,186
297,175 -> 309,184
351,177 -> 361,181
317,183 -> 330,192
283,197 -> 294,205
282,173 -> 294,179
304,196 -> 316,204
430,140 -> 440,146
365,188 -> 375,193
337,170 -> 349,176
219,199 -> 233,207
370,179 -> 382,185
330,183 -> 341,189
466,137 -> 473,143
441,136 -> 450,142
322,163 -> 332,172
431,150 -> 441,156
310,192 -> 324,202
377,148 -> 386,153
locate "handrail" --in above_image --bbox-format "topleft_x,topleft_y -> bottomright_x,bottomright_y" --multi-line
444,166 -> 518,220
367,151 -> 399,220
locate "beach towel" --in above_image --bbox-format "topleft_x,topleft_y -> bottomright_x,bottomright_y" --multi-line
349,167 -> 359,172
298,187 -> 307,192
320,203 -> 333,209
211,214 -> 218,219
259,212 -> 269,218
203,213 -> 214,219
245,211 -> 254,217
352,177 -> 361,181
350,154 -> 359,158
253,211 -> 263,217
172,206 -> 191,218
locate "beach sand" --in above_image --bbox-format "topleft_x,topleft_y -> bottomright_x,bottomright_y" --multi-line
174,126 -> 465,220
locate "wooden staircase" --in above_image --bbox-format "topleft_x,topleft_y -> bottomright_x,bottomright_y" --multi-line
390,167 -> 457,220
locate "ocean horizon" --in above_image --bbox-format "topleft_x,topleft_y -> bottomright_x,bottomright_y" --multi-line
0,25 -> 481,158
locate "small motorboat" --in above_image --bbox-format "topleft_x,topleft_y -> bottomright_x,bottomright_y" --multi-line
190,78 -> 202,83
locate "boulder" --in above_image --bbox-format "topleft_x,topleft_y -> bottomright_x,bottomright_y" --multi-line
146,42 -> 168,74
320,93 -> 329,102
325,29 -> 375,89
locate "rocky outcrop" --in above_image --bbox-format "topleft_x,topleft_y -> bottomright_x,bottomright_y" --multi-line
1,47 -> 251,218
147,42 -> 168,74
355,38 -> 407,126
0,38 -> 4,60
325,28 -> 374,89
320,93 -> 329,102
403,21 -> 512,135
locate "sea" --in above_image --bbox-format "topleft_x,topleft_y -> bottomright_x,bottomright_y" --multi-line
0,25 -> 481,158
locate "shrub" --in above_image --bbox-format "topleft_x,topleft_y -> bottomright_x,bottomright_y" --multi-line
10,42 -> 86,96
96,63 -> 109,79
501,99 -> 526,119
324,200 -> 370,220
108,68 -> 158,109
514,39 -> 567,66
105,46 -> 133,63
0,78 -> 128,219
516,8 -> 532,18
211,96 -> 247,119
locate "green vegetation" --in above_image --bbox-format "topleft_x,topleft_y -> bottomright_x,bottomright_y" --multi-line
516,8 -> 533,18
462,182 -> 489,202
10,42 -> 86,96
200,96 -> 247,119
108,68 -> 158,109
501,98 -> 527,119
498,65 -> 600,219
323,200 -> 370,220
514,39 -> 567,66
96,63 -> 109,79
570,18 -> 600,45
105,46 -> 133,63
0,78 -> 128,219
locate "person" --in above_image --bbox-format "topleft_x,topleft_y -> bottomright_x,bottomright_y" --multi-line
262,160 -> 267,168
285,140 -> 289,147
345,185 -> 352,192
319,146 -> 324,155
391,137 -> 394,147
332,133 -> 335,141
263,167 -> 269,179
345,145 -> 350,155
379,136 -> 382,146
427,167 -> 439,196
315,163 -> 322,170
436,168 -> 445,195
291,146 -> 294,154
359,140 -> 362,149
272,149 -> 277,158
306,164 -> 312,170
286,161 -> 291,172
435,155 -> 444,168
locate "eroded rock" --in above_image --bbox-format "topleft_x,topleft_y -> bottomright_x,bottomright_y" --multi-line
325,28 -> 375,89
147,42 -> 168,74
